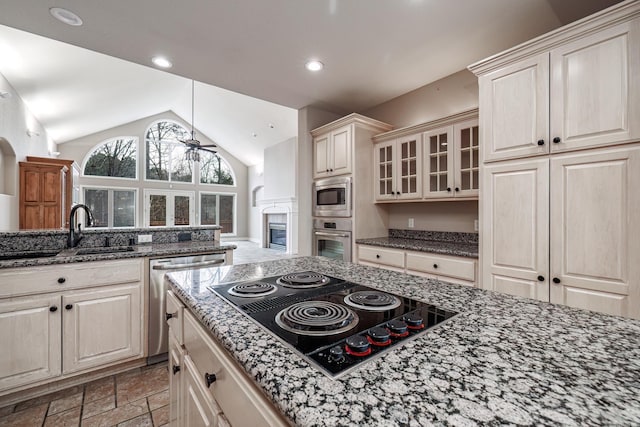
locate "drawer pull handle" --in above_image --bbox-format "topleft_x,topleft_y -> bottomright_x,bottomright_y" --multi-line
57,277 -> 66,284
172,365 -> 181,375
49,306 -> 58,312
204,372 -> 217,387
433,264 -> 438,269
376,254 -> 380,259
65,304 -> 73,310
166,312 -> 176,321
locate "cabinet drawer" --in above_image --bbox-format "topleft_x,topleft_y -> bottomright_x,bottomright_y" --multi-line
183,311 -> 287,427
0,259 -> 143,298
358,245 -> 405,268
166,290 -> 184,346
406,252 -> 475,282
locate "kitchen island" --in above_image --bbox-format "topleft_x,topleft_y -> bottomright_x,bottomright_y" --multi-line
166,256 -> 640,426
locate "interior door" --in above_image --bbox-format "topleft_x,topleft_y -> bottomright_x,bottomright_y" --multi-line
482,158 -> 549,301
145,190 -> 195,227
550,145 -> 640,319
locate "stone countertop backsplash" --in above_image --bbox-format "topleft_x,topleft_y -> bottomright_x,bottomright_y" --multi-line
166,257 -> 640,427
356,229 -> 478,258
0,226 -> 233,269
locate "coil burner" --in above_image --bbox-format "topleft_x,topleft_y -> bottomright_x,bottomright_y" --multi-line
344,290 -> 402,311
276,272 -> 331,289
227,282 -> 278,298
275,301 -> 358,336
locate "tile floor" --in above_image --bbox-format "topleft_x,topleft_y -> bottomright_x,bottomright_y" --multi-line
0,241 -> 295,426
0,362 -> 169,427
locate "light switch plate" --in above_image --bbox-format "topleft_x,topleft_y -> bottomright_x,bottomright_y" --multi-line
138,234 -> 152,243
408,218 -> 415,228
474,219 -> 479,232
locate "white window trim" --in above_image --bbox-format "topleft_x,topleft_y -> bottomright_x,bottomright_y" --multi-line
199,191 -> 237,236
81,136 -> 139,181
81,185 -> 138,229
143,189 -> 196,228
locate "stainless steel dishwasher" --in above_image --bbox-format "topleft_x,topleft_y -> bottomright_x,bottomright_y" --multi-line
148,253 -> 226,364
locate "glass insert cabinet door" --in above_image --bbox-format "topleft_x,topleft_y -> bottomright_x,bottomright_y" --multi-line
144,190 -> 195,227
397,135 -> 422,199
454,120 -> 480,197
375,141 -> 395,200
423,126 -> 454,198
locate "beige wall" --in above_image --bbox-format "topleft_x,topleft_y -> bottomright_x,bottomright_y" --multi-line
360,69 -> 480,233
58,111 -> 249,237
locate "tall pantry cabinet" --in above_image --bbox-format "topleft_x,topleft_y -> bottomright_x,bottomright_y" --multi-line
469,0 -> 640,320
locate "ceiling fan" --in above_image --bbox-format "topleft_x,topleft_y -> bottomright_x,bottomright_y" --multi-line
181,80 -> 217,161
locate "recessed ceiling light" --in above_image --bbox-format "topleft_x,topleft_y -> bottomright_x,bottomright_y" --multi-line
268,123 -> 275,129
152,56 -> 173,68
252,133 -> 257,138
49,7 -> 83,26
305,60 -> 324,72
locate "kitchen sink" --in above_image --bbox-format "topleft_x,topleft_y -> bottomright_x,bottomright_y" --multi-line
0,250 -> 60,261
75,246 -> 135,255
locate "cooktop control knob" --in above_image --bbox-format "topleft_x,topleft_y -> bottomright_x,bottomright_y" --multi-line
404,313 -> 425,330
328,345 -> 345,363
345,335 -> 371,356
368,326 -> 391,345
387,319 -> 409,337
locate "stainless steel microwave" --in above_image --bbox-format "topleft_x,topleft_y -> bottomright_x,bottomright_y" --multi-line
313,176 -> 351,217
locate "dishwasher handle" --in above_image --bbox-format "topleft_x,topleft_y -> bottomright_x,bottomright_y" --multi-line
152,258 -> 225,270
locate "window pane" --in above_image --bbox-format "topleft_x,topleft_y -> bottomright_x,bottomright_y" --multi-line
174,196 -> 190,226
219,195 -> 234,234
200,151 -> 235,185
146,139 -> 169,180
149,195 -> 167,226
84,189 -> 109,227
146,121 -> 190,143
170,145 -> 193,183
200,194 -> 217,225
84,138 -> 137,178
113,191 -> 135,227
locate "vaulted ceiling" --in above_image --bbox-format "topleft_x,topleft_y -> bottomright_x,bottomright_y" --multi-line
0,0 -> 621,166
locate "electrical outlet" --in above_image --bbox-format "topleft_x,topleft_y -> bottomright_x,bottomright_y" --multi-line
138,234 -> 153,243
408,218 -> 415,228
474,219 -> 479,232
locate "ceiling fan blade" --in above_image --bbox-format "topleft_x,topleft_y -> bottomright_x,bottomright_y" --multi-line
198,144 -> 217,148
198,147 -> 218,154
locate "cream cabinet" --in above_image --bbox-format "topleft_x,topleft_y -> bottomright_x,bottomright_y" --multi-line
0,258 -> 145,395
483,145 -> 640,319
356,244 -> 477,286
475,8 -> 640,163
313,125 -> 352,178
423,119 -> 479,199
182,354 -> 221,427
374,134 -> 422,201
169,334 -> 184,427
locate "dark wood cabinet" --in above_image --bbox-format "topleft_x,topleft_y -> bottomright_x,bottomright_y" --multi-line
19,161 -> 68,229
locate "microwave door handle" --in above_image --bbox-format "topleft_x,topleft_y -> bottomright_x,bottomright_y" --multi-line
314,231 -> 350,238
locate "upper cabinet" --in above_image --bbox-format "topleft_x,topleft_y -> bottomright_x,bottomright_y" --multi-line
373,109 -> 478,203
374,134 -> 422,201
474,6 -> 640,162
312,115 -> 392,180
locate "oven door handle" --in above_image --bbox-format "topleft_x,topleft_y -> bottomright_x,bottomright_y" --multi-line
152,258 -> 225,270
314,231 -> 350,238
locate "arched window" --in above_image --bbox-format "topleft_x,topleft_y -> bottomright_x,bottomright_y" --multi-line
199,150 -> 235,185
145,120 -> 193,182
83,137 -> 137,178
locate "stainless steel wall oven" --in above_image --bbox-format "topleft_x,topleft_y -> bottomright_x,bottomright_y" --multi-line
312,218 -> 352,262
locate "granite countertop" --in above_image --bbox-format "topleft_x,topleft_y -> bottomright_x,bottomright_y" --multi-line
0,241 -> 236,269
166,257 -> 640,427
355,236 -> 478,258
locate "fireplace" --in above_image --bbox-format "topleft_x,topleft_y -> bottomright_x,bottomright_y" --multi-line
268,223 -> 287,250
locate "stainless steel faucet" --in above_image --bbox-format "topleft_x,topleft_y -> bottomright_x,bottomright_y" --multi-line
68,204 -> 95,248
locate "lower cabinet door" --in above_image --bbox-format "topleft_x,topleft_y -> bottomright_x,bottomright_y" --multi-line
62,283 -> 143,374
169,335 -> 184,427
183,355 -> 219,427
0,294 -> 61,391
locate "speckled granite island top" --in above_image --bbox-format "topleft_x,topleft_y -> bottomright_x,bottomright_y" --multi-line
166,257 -> 640,426
356,237 -> 478,258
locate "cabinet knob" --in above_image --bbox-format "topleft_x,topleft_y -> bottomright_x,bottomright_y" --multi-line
204,372 -> 217,387
329,168 -> 334,172
165,312 -> 175,321
537,275 -> 545,282
65,304 -> 73,310
397,191 -> 401,195
553,137 -> 561,143
172,365 -> 181,375
552,277 -> 561,284
376,254 -> 380,259
447,187 -> 451,192
57,277 -> 66,284
537,139 -> 545,146
49,306 -> 58,312
455,187 -> 459,192
433,264 -> 438,269
326,169 -> 329,172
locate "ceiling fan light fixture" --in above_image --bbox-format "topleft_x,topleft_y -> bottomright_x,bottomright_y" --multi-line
152,56 -> 173,69
305,60 -> 324,72
49,7 -> 83,26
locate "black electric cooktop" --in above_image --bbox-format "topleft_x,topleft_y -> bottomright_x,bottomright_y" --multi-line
209,271 -> 458,377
